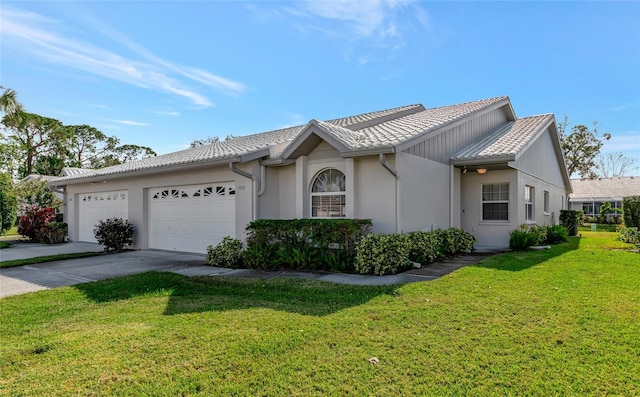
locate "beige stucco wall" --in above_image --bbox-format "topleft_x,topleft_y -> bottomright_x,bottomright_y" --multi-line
460,169 -> 518,247
64,163 -> 255,249
354,156 -> 397,233
515,128 -> 567,189
396,152 -> 451,233
461,167 -> 567,247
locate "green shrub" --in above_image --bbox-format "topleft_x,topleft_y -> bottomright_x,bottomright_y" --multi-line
355,233 -> 411,275
509,228 -> 538,250
93,218 -> 134,252
18,205 -> 56,242
529,225 -> 548,245
207,237 -> 243,268
433,228 -> 476,257
0,173 -> 18,235
405,231 -> 440,265
244,219 -> 372,270
616,227 -> 640,248
560,210 -> 583,236
39,222 -> 68,244
242,244 -> 279,269
544,225 -> 569,244
276,245 -> 319,270
623,196 -> 640,228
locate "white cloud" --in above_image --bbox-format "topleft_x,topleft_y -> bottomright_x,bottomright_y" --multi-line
0,6 -> 246,107
112,119 -> 149,126
279,0 -> 429,50
155,110 -> 180,117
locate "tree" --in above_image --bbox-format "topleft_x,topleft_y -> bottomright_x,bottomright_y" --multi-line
0,87 -> 23,115
189,134 -> 238,148
595,152 -> 639,178
558,116 -> 611,179
66,125 -> 119,168
1,111 -> 71,177
190,136 -> 219,148
15,177 -> 62,212
91,144 -> 157,168
0,172 -> 18,234
1,88 -> 158,175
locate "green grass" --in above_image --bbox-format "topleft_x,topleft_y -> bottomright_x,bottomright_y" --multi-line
0,252 -> 103,268
578,223 -> 619,232
1,225 -> 19,236
1,233 -> 638,396
0,241 -> 9,249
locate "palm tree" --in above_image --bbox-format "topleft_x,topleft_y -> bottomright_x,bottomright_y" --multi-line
0,86 -> 23,115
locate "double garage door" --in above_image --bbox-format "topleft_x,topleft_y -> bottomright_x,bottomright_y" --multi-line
148,183 -> 236,253
78,183 -> 235,253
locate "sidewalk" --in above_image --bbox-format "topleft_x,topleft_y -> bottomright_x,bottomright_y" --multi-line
1,241 -> 497,298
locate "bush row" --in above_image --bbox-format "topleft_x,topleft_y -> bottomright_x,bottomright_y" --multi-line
207,223 -> 477,276
509,224 -> 569,250
18,205 -> 67,244
354,228 -> 477,275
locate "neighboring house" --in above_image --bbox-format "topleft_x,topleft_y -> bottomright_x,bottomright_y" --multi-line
569,176 -> 640,217
48,96 -> 572,252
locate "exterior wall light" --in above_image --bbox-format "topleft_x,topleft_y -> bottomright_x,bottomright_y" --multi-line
477,168 -> 487,174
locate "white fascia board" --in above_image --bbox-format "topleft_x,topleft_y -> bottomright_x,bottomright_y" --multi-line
48,157 -> 242,187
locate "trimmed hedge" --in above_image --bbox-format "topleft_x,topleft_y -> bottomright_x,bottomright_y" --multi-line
244,219 -> 372,272
623,196 -> 640,228
207,220 -> 478,275
355,228 -> 477,275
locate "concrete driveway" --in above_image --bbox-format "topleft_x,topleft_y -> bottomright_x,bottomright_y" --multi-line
0,244 -> 219,298
1,241 -> 491,298
0,242 -> 432,298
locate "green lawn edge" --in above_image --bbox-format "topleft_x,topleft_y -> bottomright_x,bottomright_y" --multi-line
0,252 -> 103,268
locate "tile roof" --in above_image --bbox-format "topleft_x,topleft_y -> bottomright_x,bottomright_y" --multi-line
52,96 -> 517,184
569,176 -> 640,201
451,114 -> 553,162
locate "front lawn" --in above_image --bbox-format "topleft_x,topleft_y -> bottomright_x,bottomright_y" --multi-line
1,233 -> 638,396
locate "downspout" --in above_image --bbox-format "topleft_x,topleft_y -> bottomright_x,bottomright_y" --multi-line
379,154 -> 400,233
229,162 -> 257,221
257,165 -> 266,196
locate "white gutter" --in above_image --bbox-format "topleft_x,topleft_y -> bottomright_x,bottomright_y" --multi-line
379,154 -> 400,233
229,162 -> 257,221
257,165 -> 266,196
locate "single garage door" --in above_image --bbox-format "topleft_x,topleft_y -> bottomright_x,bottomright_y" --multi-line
78,190 -> 129,243
149,183 -> 236,253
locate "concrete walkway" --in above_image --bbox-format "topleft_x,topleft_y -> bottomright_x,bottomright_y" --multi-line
0,241 -> 497,298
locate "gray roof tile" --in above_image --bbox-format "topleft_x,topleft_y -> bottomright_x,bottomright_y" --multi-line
451,114 -> 553,162
52,96 -> 522,184
570,176 -> 640,201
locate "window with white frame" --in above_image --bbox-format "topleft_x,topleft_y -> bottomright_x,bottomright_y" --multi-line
481,183 -> 509,221
543,190 -> 550,214
525,185 -> 534,221
311,168 -> 346,218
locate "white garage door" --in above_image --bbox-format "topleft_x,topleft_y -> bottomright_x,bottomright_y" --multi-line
78,190 -> 129,243
149,183 -> 236,253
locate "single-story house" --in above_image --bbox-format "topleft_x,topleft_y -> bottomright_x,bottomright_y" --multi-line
49,96 -> 572,252
569,176 -> 640,216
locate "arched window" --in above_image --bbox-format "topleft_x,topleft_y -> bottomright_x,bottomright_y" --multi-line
311,168 -> 346,218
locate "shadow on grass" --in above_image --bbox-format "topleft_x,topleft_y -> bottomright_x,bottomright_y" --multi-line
74,272 -> 397,317
473,237 -> 580,272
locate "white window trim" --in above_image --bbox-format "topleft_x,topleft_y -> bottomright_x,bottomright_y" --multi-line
480,183 -> 510,223
525,185 -> 535,222
543,190 -> 550,215
310,168 -> 346,219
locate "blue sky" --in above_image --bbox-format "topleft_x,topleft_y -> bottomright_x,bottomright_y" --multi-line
1,1 -> 639,168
